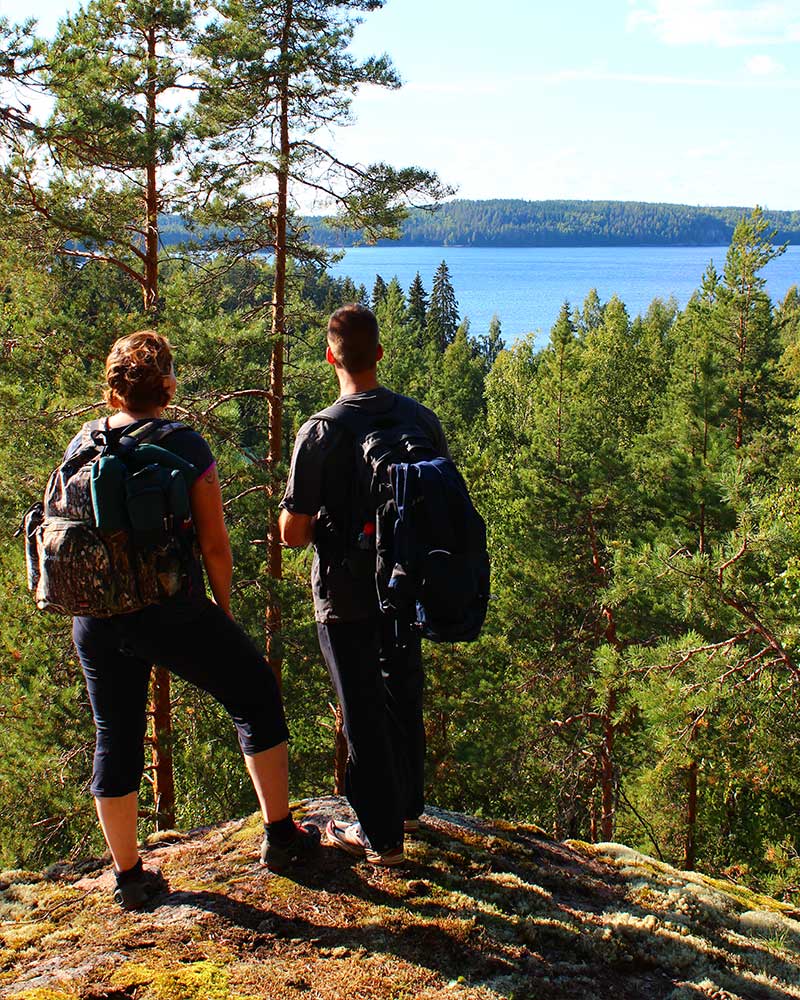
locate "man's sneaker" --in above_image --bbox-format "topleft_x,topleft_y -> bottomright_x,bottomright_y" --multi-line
403,817 -> 421,835
325,819 -> 405,866
260,821 -> 321,871
113,862 -> 167,911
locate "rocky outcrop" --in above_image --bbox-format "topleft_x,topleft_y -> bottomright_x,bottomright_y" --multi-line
2,797 -> 799,1000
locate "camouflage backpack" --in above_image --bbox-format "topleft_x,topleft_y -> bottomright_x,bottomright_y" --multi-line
19,418 -> 201,617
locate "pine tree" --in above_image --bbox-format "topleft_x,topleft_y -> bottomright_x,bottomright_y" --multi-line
576,288 -> 605,339
427,260 -> 459,352
4,0 -> 197,314
424,323 -> 484,459
375,277 -> 420,394
638,265 -> 729,553
477,314 -> 505,372
1,0 -> 206,828
719,207 -> 787,451
194,0 -> 447,685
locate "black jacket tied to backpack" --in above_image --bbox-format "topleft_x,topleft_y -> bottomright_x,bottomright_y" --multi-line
314,395 -> 490,643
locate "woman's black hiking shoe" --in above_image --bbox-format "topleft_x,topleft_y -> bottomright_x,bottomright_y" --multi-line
113,859 -> 167,910
260,820 -> 321,871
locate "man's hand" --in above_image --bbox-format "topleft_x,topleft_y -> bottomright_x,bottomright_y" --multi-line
278,508 -> 315,548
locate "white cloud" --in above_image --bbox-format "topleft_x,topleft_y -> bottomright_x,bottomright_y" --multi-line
684,139 -> 735,159
539,67 -> 800,88
548,68 -> 725,86
627,0 -> 800,46
745,53 -> 785,73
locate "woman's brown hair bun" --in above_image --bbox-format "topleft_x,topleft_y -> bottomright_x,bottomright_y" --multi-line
104,330 -> 174,413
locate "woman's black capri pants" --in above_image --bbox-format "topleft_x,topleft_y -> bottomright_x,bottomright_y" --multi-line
72,598 -> 289,798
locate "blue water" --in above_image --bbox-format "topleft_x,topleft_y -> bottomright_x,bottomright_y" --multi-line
327,245 -> 800,347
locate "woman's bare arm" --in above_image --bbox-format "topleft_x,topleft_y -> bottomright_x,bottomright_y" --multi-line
190,464 -> 233,617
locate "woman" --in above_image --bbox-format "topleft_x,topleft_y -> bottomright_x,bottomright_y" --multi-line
70,330 -> 318,909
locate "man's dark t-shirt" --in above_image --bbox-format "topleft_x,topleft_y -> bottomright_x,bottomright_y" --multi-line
281,388 -> 449,623
64,418 -> 215,601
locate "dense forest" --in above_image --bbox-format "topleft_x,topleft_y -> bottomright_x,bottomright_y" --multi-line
4,211 -> 800,904
304,199 -> 800,248
3,0 -> 800,911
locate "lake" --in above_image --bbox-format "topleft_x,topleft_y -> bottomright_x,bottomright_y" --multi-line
327,245 -> 800,347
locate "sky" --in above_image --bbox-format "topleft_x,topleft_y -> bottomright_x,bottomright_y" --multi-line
12,0 -> 800,210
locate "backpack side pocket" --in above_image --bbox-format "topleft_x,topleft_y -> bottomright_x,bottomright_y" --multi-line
23,503 -> 44,593
91,455 -> 129,532
125,464 -> 172,544
36,518 -> 114,616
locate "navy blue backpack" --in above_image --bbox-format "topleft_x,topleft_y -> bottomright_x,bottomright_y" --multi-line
315,395 -> 490,642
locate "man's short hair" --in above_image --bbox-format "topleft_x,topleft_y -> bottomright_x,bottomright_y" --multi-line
327,304 -> 380,373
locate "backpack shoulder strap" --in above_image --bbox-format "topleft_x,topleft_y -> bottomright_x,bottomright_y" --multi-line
313,401 -> 368,438
389,394 -> 421,426
116,419 -> 188,455
79,417 -> 106,443
313,394 -> 420,438
142,420 -> 188,444
68,418 -> 107,459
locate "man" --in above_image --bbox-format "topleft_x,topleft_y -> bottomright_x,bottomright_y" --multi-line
279,303 -> 448,865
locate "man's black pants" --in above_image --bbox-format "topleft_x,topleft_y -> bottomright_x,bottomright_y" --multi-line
317,616 -> 425,853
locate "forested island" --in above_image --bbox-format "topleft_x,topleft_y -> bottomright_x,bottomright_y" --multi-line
301,198 -> 800,248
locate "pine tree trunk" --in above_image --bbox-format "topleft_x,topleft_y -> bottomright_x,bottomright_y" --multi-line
333,704 -> 348,794
143,20 -> 173,826
684,758 -> 698,870
144,24 -> 159,314
698,501 -> 706,554
150,669 -> 175,829
589,796 -> 598,843
735,385 -> 745,450
601,689 -> 616,841
556,342 -> 564,465
734,277 -> 750,450
700,395 -> 708,553
265,0 -> 293,684
586,509 -> 619,842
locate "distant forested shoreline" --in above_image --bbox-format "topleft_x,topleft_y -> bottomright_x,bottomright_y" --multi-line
302,199 -> 800,248
158,199 -> 800,249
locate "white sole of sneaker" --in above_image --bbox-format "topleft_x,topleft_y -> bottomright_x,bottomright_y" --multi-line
365,850 -> 405,866
325,820 -> 367,858
326,821 -> 405,865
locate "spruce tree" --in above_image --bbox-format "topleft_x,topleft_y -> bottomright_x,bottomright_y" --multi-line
407,272 -> 427,327
340,277 -> 359,303
427,260 -> 460,352
372,274 -> 388,309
